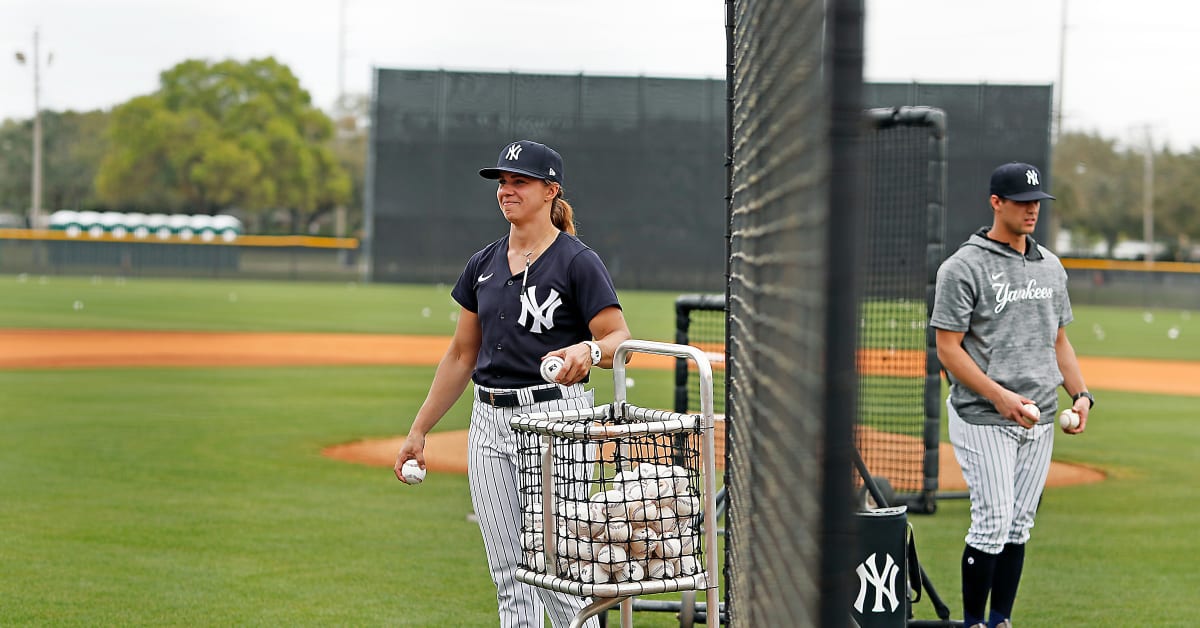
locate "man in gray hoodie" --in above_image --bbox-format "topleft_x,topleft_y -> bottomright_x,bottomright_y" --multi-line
930,162 -> 1094,628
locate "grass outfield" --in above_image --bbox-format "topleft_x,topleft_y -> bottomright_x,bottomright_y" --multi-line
2,274 -> 1199,625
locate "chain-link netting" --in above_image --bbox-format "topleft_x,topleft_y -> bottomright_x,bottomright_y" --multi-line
856,107 -> 946,512
511,405 -> 710,598
725,0 -> 863,625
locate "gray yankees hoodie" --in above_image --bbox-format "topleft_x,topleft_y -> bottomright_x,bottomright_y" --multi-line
930,228 -> 1073,426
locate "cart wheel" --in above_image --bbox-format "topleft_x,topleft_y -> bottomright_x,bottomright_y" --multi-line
678,590 -> 696,628
860,476 -> 895,510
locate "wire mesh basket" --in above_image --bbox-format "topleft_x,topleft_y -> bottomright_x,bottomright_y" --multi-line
511,340 -> 720,627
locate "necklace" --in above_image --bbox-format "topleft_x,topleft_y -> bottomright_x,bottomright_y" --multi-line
518,230 -> 558,303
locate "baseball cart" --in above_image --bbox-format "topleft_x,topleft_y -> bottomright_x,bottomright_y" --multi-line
511,339 -> 722,628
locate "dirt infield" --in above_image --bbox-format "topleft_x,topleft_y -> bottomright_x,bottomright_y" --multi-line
10,328 -> 1197,489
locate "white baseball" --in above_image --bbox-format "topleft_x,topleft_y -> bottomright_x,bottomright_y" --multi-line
678,530 -> 698,556
628,500 -> 658,522
1022,403 -> 1041,421
619,559 -> 646,583
557,536 -> 594,560
627,526 -> 657,559
636,462 -> 663,479
522,510 -> 543,533
638,478 -> 661,501
401,459 -> 426,484
1059,409 -> 1081,430
539,355 -> 565,383
646,558 -> 675,579
521,530 -> 544,552
528,551 -> 547,573
611,470 -> 638,486
602,520 -> 632,543
650,506 -> 677,535
621,481 -> 645,502
594,544 -> 627,573
654,477 -> 676,500
657,536 -> 683,559
672,474 -> 691,496
677,555 -> 700,576
582,561 -> 611,584
559,501 -> 596,538
673,494 -> 699,517
592,489 -> 628,519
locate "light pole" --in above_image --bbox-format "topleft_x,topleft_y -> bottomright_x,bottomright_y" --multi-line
15,27 -> 50,230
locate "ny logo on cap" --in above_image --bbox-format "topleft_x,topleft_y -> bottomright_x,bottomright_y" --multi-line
1025,169 -> 1039,186
506,143 -> 523,161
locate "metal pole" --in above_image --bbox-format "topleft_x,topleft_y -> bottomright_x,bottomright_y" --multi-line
1143,127 -> 1154,267
31,28 -> 44,230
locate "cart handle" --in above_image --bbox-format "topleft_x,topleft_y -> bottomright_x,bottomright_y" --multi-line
613,339 -> 716,429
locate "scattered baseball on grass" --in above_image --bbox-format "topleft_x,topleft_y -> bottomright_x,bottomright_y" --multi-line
400,459 -> 426,484
540,356 -> 565,383
1168,326 -> 1180,340
1022,403 -> 1040,421
1059,409 -> 1081,431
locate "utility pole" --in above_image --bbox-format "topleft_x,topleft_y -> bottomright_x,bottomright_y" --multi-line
1142,126 -> 1155,266
335,0 -> 350,265
1053,0 -> 1068,144
337,0 -> 347,118
1049,0 -> 1068,251
15,28 -> 49,230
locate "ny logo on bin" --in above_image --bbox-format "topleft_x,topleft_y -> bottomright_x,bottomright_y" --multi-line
854,552 -> 900,614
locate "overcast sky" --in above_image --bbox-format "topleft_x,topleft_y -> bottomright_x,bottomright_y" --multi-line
2,0 -> 1197,151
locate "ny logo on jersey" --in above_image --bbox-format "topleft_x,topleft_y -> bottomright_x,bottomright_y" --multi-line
506,143 -> 523,161
1025,169 -> 1040,186
519,286 -> 562,334
854,552 -> 900,614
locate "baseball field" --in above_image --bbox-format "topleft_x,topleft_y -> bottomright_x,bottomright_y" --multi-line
3,275 -> 1199,625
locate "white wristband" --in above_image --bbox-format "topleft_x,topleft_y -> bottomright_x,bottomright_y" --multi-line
583,340 -> 602,366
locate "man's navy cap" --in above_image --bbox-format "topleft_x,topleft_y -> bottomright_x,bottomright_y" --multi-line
479,140 -> 564,185
990,162 -> 1055,201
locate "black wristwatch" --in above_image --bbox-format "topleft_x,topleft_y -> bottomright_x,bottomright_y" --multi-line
1072,391 -> 1095,409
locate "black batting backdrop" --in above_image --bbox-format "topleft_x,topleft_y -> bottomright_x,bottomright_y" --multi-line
863,83 -> 1054,254
367,72 -> 1052,290
366,69 -> 726,290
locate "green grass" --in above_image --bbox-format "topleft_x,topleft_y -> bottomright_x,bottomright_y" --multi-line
909,390 -> 1200,625
0,274 -> 683,340
3,273 -> 1199,625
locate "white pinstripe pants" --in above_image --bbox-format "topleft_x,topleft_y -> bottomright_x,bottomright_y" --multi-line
468,384 -> 600,628
947,397 -> 1055,554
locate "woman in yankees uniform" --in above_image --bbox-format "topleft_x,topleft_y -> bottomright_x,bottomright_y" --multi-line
930,162 -> 1093,628
394,139 -> 630,628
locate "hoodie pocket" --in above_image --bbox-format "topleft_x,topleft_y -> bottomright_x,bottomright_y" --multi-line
984,345 -> 1061,402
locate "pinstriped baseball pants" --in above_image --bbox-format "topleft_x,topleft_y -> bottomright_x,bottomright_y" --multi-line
947,397 -> 1055,554
468,383 -> 600,628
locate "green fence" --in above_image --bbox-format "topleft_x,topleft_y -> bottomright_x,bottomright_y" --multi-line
0,229 -> 361,282
1063,258 -> 1200,309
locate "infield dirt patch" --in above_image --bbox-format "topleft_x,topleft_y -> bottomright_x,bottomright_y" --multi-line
9,328 -> 1189,489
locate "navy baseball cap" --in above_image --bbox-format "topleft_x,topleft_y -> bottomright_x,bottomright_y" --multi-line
479,140 -> 564,185
990,162 -> 1055,201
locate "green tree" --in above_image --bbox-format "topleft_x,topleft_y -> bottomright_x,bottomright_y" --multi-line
1154,148 -> 1200,260
0,110 -> 110,217
1052,131 -> 1142,253
96,57 -> 351,229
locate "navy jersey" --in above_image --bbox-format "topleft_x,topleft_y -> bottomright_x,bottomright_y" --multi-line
452,232 -> 621,388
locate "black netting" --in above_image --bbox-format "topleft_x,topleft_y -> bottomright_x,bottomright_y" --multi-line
513,407 -> 707,593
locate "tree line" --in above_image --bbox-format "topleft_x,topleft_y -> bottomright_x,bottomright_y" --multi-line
1052,131 -> 1200,260
0,57 -> 365,236
3,58 -> 1199,255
